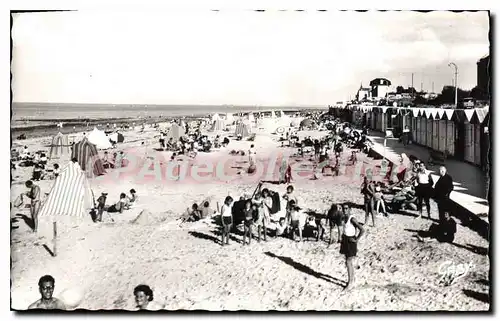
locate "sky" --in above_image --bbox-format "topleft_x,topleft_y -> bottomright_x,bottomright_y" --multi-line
11,10 -> 490,106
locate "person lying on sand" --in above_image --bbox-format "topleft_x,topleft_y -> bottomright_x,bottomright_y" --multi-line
134,285 -> 164,311
28,275 -> 66,310
105,193 -> 129,214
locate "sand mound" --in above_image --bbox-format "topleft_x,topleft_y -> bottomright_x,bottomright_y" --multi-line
129,209 -> 163,225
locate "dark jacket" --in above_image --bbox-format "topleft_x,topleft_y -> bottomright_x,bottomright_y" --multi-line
434,174 -> 454,199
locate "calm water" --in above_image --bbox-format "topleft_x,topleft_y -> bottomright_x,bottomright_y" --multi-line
12,103 -> 326,122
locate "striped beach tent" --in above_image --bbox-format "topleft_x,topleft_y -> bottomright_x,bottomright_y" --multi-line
71,137 -> 106,177
234,122 -> 251,138
210,118 -> 226,132
49,132 -> 70,160
39,162 -> 94,219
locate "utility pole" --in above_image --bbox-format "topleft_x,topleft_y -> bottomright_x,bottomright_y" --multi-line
448,62 -> 458,107
432,81 -> 434,93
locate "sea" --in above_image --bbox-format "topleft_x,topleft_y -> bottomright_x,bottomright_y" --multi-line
11,102 -> 327,138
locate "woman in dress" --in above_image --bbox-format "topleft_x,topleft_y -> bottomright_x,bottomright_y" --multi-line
220,196 -> 234,246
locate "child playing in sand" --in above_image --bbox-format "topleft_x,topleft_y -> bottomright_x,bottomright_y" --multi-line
242,200 -> 254,245
252,193 -> 267,242
200,201 -> 215,219
106,193 -> 129,213
220,196 -> 234,246
129,189 -> 138,204
182,203 -> 202,223
287,200 -> 305,242
53,164 -> 60,179
373,185 -> 387,217
95,192 -> 107,222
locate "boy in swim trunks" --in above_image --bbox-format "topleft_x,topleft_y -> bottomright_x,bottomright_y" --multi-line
286,200 -> 304,242
242,200 -> 254,245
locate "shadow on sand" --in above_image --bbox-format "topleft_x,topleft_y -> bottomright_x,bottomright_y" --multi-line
15,213 -> 34,230
463,289 -> 490,304
264,251 -> 345,288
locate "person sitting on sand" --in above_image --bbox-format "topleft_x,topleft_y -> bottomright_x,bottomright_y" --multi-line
220,196 -> 234,246
286,200 -> 305,242
166,138 -> 175,151
415,211 -> 457,243
200,201 -> 215,219
274,217 -> 288,237
128,189 -> 138,204
242,200 -> 254,245
106,193 -> 129,213
133,285 -> 164,311
326,204 -> 344,245
182,203 -> 202,223
39,153 -> 48,166
21,146 -> 29,159
340,203 -> 365,291
28,275 -> 66,310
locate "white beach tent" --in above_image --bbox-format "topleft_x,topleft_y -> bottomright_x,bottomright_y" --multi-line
248,112 -> 255,123
87,127 -> 113,149
210,113 -> 226,131
39,161 -> 94,220
225,113 -> 235,124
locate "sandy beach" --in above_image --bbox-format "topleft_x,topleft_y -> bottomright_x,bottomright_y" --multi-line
10,117 -> 490,311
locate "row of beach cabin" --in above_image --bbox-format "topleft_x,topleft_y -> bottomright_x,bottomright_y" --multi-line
329,105 -> 490,169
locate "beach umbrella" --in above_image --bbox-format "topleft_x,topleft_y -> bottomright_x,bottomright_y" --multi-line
299,118 -> 317,129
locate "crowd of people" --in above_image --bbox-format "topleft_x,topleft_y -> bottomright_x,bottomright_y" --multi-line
15,112 -> 465,310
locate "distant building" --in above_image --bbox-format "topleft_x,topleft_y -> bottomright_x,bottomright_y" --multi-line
424,92 -> 438,100
355,84 -> 372,101
477,55 -> 490,99
370,78 -> 392,99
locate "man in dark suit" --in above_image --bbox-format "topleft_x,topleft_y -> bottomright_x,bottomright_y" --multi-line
434,166 -> 454,222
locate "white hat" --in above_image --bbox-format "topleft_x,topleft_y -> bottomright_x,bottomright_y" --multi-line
375,186 -> 381,192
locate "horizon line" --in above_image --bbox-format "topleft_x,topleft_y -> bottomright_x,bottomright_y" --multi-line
12,102 -> 330,108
